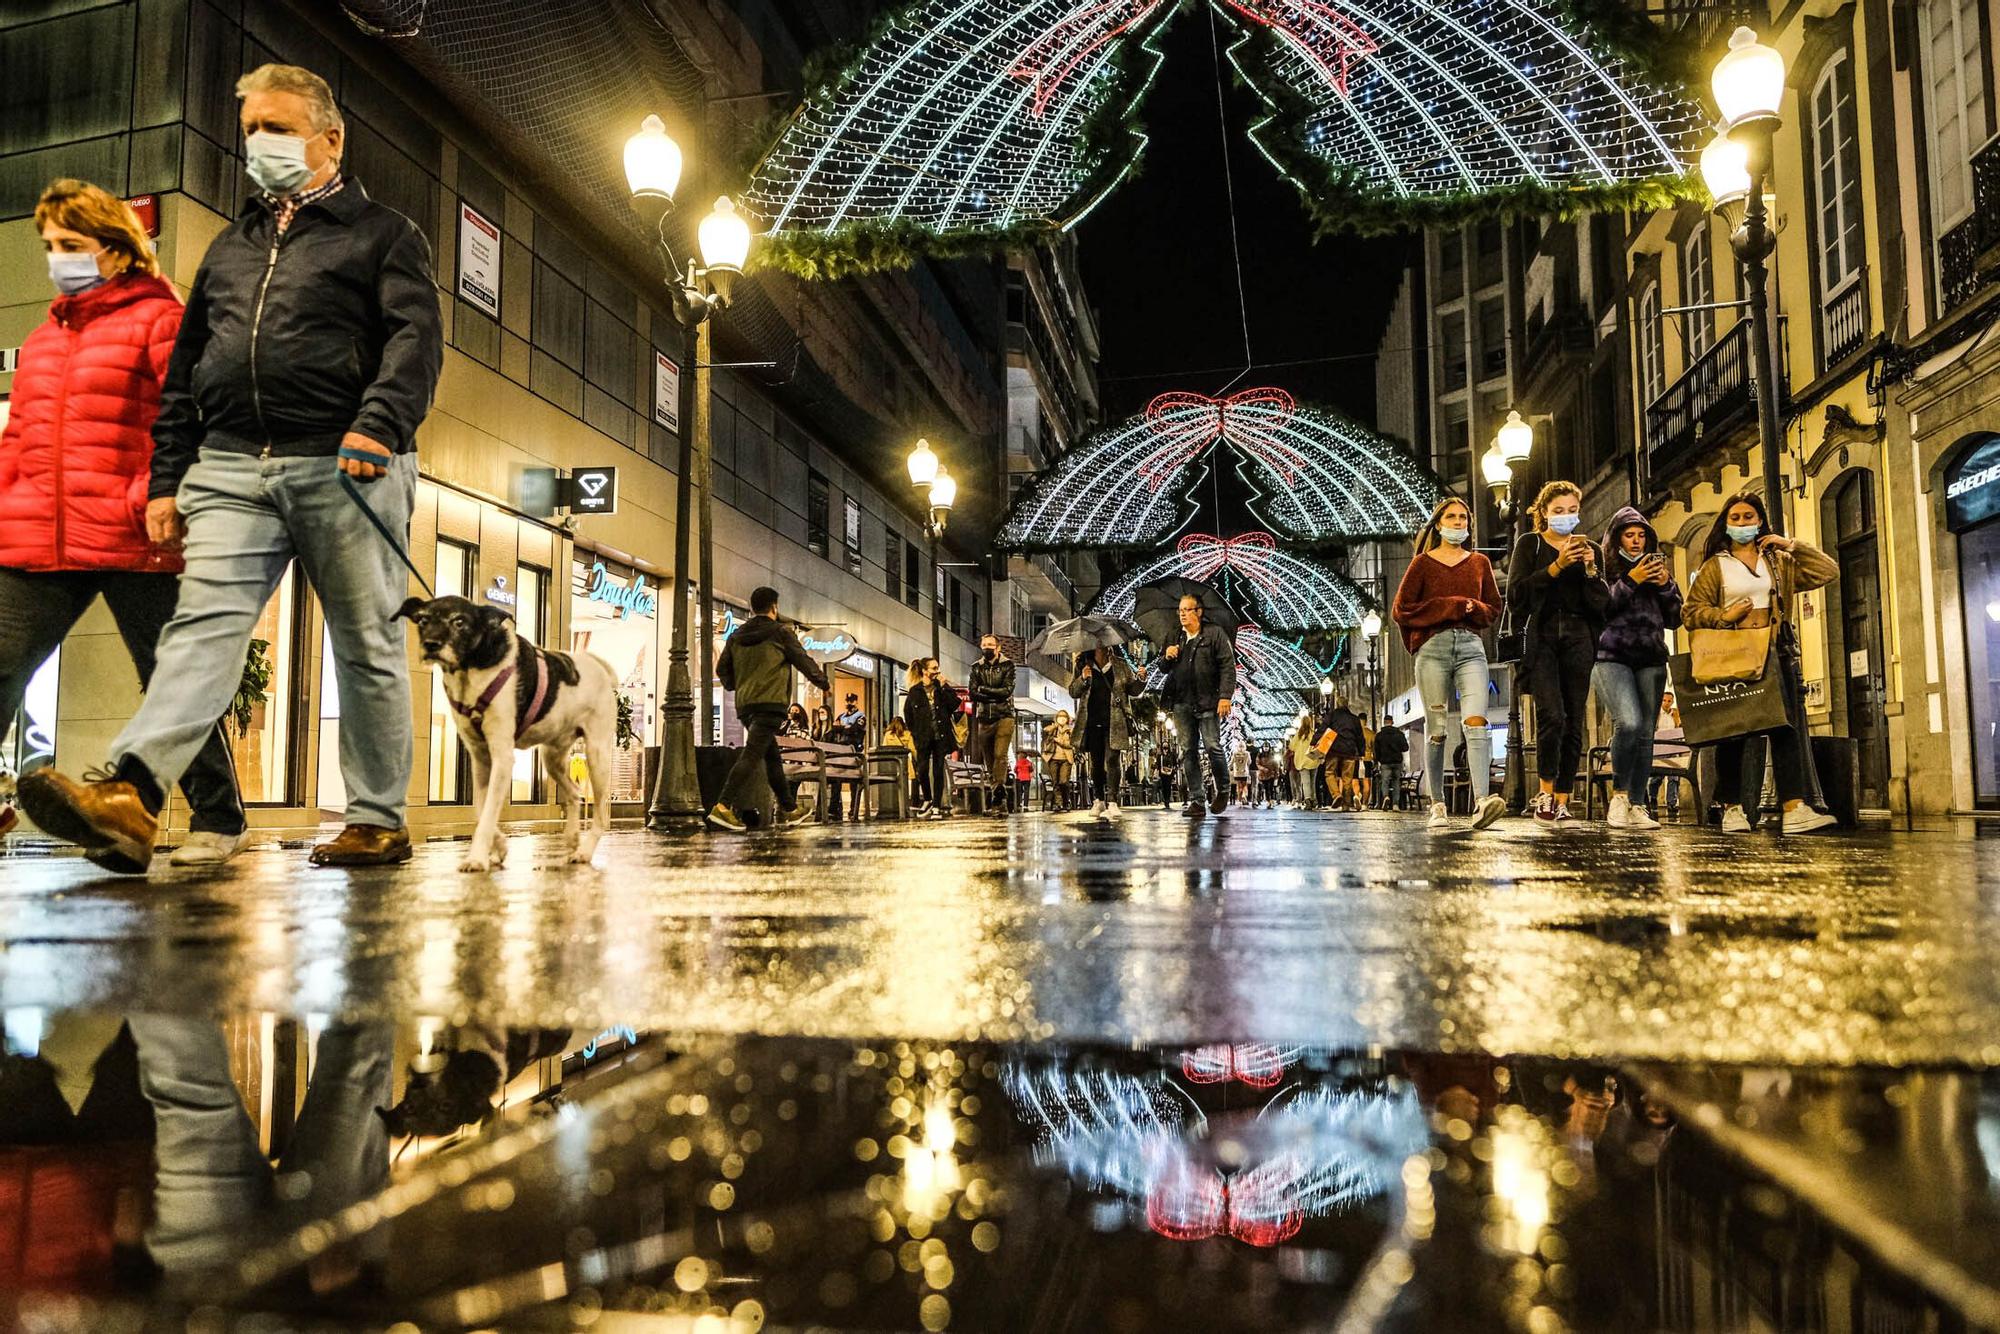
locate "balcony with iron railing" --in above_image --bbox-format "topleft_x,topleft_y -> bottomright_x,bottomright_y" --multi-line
1821,269 -> 1870,370
1937,135 -> 2000,315
1644,318 -> 1755,491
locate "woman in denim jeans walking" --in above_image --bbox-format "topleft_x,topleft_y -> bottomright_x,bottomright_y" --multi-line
1590,506 -> 1681,829
1392,496 -> 1508,831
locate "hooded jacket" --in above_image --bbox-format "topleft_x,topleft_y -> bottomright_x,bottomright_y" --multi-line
1596,506 -> 1684,666
717,614 -> 830,713
0,274 -> 185,573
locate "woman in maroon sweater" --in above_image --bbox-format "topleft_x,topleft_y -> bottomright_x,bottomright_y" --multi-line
1392,496 -> 1507,830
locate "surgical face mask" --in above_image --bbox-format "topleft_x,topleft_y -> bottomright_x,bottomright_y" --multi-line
1546,512 -> 1581,536
1621,548 -> 1646,564
48,250 -> 106,295
1438,525 -> 1470,546
245,130 -> 319,194
1726,523 -> 1762,546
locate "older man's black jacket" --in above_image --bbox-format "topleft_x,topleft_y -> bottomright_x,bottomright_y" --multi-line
150,177 -> 443,499
1163,623 -> 1237,711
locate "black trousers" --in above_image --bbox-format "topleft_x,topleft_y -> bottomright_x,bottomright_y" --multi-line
0,566 -> 244,833
922,739 -> 952,811
1525,621 -> 1595,794
1716,653 -> 1809,807
720,708 -> 794,816
1083,719 -> 1113,802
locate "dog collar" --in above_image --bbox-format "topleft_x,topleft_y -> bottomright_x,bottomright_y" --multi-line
452,650 -> 554,741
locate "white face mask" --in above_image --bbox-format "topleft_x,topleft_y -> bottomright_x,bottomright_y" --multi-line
48,250 -> 106,295
245,130 -> 320,195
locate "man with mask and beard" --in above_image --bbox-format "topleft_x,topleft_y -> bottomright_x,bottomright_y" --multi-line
1162,595 -> 1235,819
18,62 -> 443,873
968,634 -> 1018,813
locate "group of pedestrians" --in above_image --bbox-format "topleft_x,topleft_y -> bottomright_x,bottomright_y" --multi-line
1394,483 -> 1839,834
4,64 -> 445,874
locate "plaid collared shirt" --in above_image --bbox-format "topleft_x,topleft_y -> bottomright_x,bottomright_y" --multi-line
266,173 -> 345,234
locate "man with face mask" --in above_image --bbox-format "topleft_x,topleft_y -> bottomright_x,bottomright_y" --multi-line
968,635 -> 1018,812
18,63 -> 444,874
1162,595 -> 1236,819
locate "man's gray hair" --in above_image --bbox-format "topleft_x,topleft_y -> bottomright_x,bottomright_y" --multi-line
235,63 -> 344,134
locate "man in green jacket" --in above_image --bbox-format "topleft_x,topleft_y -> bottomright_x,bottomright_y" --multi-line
707,586 -> 831,832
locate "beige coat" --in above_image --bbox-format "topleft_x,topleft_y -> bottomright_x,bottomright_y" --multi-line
1683,541 -> 1838,630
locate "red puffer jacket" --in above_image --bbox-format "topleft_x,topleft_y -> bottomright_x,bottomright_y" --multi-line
0,273 -> 184,573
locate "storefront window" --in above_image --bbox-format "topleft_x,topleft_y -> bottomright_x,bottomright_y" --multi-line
1959,528 -> 2000,806
571,556 -> 660,802
510,565 -> 549,802
428,540 -> 477,804
232,570 -> 301,804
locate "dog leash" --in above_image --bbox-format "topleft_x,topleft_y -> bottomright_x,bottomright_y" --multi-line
337,449 -> 432,597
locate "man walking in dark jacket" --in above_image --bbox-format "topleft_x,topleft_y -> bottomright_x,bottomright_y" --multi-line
1372,718 -> 1409,809
1162,595 -> 1236,819
968,634 -> 1017,812
708,586 -> 831,832
21,63 -> 443,873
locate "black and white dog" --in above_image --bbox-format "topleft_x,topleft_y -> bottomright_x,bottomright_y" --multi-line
396,595 -> 617,871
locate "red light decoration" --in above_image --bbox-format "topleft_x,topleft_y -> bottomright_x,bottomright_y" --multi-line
1012,0 -> 1166,117
1141,388 -> 1311,488
1179,1043 -> 1300,1089
1221,0 -> 1379,97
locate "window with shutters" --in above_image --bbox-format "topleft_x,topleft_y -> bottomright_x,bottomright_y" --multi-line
1811,53 -> 1866,302
1682,221 -> 1714,359
1922,0 -> 1992,233
1637,283 -> 1665,407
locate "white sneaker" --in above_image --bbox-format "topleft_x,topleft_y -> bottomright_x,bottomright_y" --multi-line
1720,805 -> 1752,833
1427,802 -> 1450,829
169,829 -> 249,866
1780,805 -> 1838,835
1090,800 -> 1108,817
1471,794 -> 1508,831
1625,800 -> 1661,830
1105,802 -> 1122,819
1606,794 -> 1631,827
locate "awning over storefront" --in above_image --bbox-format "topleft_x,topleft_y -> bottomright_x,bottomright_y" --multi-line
1012,666 -> 1073,719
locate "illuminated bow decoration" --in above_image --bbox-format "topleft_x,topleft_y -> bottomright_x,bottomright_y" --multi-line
1011,0 -> 1165,118
1179,1042 -> 1300,1089
1175,531 -> 1282,600
1220,0 -> 1381,97
1139,388 -> 1305,489
1145,1146 -> 1307,1247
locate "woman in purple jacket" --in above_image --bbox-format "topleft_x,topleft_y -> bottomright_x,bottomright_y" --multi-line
1592,507 -> 1683,829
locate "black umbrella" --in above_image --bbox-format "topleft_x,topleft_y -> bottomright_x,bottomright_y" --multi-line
1023,614 -> 1145,681
1133,578 -> 1239,649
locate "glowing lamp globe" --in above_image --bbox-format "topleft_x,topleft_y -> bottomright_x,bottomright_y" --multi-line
1700,132 -> 1753,214
1712,28 -> 1785,134
1481,444 -> 1513,494
1318,677 -> 1334,698
907,438 -> 939,487
624,115 -> 683,216
928,468 -> 957,512
1360,609 -> 1383,641
1497,410 -> 1534,465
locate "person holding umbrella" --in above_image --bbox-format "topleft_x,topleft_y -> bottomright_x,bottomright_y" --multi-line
1068,645 -> 1145,818
1161,594 -> 1236,819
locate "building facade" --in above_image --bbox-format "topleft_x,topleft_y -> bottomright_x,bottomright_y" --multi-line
0,0 -> 1031,833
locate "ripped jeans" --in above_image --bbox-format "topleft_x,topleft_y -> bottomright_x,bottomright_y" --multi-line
1414,629 -> 1495,804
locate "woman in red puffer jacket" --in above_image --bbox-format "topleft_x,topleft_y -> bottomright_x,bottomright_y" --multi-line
0,180 -> 243,854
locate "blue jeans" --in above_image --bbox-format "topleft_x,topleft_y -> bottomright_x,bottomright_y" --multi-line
1173,705 -> 1225,804
1591,661 -> 1666,803
111,449 -> 417,829
1414,629 -> 1493,804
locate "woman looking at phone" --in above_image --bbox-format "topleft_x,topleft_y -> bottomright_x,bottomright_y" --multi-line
1506,481 -> 1609,824
1591,507 -> 1682,829
1683,492 -> 1839,834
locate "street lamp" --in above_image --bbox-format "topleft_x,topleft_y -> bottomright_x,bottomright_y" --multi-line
1708,27 -> 1790,535
633,113 -> 758,828
911,441 -> 956,665
1481,442 -> 1514,510
1496,409 -> 1534,467
1491,411 -> 1535,813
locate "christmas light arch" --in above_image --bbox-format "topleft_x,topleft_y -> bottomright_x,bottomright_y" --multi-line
1091,532 -> 1370,633
746,0 -> 1702,273
999,390 -> 1440,551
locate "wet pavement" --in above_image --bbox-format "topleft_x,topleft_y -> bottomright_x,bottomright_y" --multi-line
2,809 -> 1998,1330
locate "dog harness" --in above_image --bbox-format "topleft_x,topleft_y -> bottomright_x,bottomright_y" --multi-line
453,648 -> 553,740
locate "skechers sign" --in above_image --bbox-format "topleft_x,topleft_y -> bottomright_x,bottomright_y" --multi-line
1945,434 -> 2000,533
571,467 -> 619,515
801,630 -> 858,665
587,562 -> 656,619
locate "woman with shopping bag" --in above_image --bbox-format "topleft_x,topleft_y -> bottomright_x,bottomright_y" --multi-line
1679,492 -> 1838,834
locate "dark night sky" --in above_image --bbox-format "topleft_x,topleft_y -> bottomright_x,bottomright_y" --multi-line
1074,7 -> 1415,427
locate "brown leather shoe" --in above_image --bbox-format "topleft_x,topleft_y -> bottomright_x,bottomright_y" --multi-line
309,824 -> 413,867
16,769 -> 159,874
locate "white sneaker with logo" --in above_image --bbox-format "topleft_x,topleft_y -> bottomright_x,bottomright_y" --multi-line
1720,805 -> 1752,833
1780,805 -> 1838,835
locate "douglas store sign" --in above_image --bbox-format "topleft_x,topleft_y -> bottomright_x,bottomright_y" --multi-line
584,561 -> 657,619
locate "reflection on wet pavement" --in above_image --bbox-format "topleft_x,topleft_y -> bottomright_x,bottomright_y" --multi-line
4,1021 -> 1997,1331
3,814 -> 1998,1065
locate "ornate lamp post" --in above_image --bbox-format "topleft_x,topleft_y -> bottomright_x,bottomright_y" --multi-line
1359,607 -> 1384,726
1485,413 -> 1535,812
1706,28 -> 1789,533
908,440 -> 956,665
630,113 -> 757,827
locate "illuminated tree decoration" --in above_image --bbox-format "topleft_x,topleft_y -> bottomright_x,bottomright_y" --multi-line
1092,532 -> 1370,633
746,0 -> 1701,273
999,390 -> 1439,551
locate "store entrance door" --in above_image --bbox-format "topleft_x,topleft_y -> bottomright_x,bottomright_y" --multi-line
1831,473 -> 1889,809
